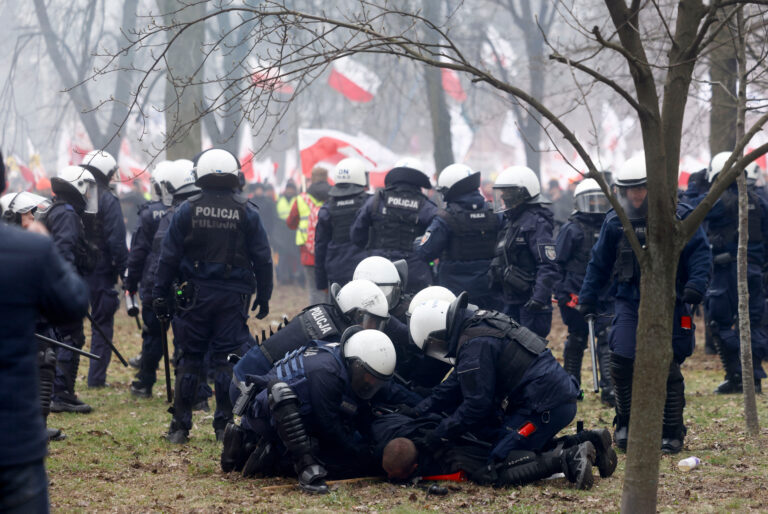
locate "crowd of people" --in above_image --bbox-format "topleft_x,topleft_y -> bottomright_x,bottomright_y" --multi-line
1,144 -> 766,509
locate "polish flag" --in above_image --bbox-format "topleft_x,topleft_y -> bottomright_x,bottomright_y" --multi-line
298,128 -> 397,177
442,68 -> 466,102
328,58 -> 381,103
249,58 -> 295,94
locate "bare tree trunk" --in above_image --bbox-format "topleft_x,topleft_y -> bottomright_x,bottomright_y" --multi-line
162,0 -> 204,160
423,1 -> 454,174
734,6 -> 760,437
709,9 -> 738,155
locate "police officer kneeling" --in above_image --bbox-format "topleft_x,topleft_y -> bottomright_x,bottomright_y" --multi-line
152,148 -> 273,444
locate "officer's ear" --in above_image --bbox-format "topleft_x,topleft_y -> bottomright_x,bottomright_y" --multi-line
340,326 -> 365,358
446,291 -> 469,341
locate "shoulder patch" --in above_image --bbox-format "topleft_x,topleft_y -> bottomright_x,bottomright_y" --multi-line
420,231 -> 431,245
538,243 -> 557,262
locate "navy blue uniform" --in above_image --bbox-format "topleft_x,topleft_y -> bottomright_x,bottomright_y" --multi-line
414,191 -> 503,310
489,204 -> 559,337
415,310 -> 579,461
84,186 -> 128,387
153,189 -> 273,435
350,184 -> 438,292
314,192 -> 370,289
0,223 -> 89,512
705,184 -> 768,381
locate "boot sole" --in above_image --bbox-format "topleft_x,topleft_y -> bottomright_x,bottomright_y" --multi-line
575,442 -> 596,490
50,403 -> 92,414
593,429 -> 618,478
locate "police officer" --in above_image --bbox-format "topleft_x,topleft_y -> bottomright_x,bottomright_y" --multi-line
1,160 -> 90,513
704,152 -> 768,394
350,158 -> 437,292
79,150 -> 129,388
554,178 -> 614,405
128,160 -> 199,398
314,158 -> 371,291
409,294 -> 581,462
415,163 -> 503,310
152,148 -> 273,443
489,166 -> 559,337
223,328 -> 397,493
42,166 -> 99,414
578,156 -> 711,453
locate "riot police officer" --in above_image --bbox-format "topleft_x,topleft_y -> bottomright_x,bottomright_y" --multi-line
578,156 -> 711,453
554,178 -> 614,405
79,150 -> 129,388
314,158 -> 371,291
489,166 -> 559,337
350,158 -> 437,291
415,163 -> 503,310
704,152 -> 768,394
152,148 -> 273,443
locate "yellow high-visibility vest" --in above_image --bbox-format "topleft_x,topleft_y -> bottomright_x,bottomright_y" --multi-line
294,192 -> 323,246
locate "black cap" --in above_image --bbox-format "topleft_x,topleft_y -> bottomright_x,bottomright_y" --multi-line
385,167 -> 431,189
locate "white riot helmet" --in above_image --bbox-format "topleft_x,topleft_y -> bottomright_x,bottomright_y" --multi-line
1,192 -> 51,224
81,150 -> 118,183
708,151 -> 732,184
193,148 -> 241,188
438,163 -> 481,201
573,178 -> 610,214
492,165 -> 541,213
341,327 -> 396,399
409,300 -> 452,364
352,256 -> 408,308
746,161 -> 762,186
160,159 -> 200,206
331,279 -> 390,330
330,157 -> 368,197
407,286 -> 457,318
150,160 -> 175,200
615,156 -> 648,220
52,165 -> 99,214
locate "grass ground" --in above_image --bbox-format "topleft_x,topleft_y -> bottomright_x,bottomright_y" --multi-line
47,285 -> 768,512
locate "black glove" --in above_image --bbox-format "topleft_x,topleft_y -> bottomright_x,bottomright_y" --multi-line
681,287 -> 703,305
414,430 -> 445,454
394,404 -> 420,418
577,302 -> 597,318
152,297 -> 172,320
251,298 -> 269,319
523,298 -> 548,311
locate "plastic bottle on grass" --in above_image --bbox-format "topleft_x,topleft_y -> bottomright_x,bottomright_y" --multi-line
677,456 -> 700,471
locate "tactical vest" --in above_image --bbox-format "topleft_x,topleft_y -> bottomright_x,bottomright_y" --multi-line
259,304 -> 345,365
438,203 -> 499,261
182,191 -> 250,273
42,202 -> 97,275
708,188 -> 763,254
457,310 -> 547,398
614,222 -> 646,283
328,193 -> 367,244
368,186 -> 425,252
563,216 -> 602,275
490,218 -> 538,294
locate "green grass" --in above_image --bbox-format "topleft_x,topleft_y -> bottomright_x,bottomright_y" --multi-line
46,285 -> 768,512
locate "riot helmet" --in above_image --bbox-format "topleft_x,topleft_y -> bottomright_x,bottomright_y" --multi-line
573,178 -> 610,214
81,150 -> 119,184
409,292 -> 469,364
341,327 -> 396,400
52,165 -> 98,214
1,192 -> 51,225
746,161 -> 762,186
406,286 -> 457,318
437,163 -> 481,201
352,256 -> 407,308
331,279 -> 390,331
193,148 -> 241,189
150,160 -> 175,200
330,157 -> 368,197
160,159 -> 200,205
492,165 -> 541,213
614,156 -> 647,220
707,151 -> 732,184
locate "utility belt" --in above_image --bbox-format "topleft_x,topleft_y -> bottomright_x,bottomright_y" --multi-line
173,281 -> 198,311
713,251 -> 762,267
490,261 -> 535,294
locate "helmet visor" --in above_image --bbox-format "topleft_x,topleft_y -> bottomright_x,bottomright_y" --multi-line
617,185 -> 647,220
349,309 -> 390,331
347,359 -> 389,400
160,182 -> 174,207
493,187 -> 530,213
421,331 -> 454,364
84,182 -> 99,214
575,192 -> 610,214
376,283 -> 402,309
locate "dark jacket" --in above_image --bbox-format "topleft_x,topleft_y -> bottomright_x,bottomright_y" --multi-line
86,186 -> 128,278
125,200 -> 168,301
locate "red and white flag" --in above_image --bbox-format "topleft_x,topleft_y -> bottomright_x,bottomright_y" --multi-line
298,128 -> 397,178
442,68 -> 466,102
328,57 -> 381,103
249,58 -> 295,94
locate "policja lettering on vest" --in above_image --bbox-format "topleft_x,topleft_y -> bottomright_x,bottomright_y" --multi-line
191,205 -> 241,230
308,306 -> 334,335
386,196 -> 420,209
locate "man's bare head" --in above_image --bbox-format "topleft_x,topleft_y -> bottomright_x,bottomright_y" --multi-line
382,437 -> 419,480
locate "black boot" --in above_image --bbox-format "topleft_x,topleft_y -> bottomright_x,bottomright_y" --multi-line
561,442 -> 596,490
241,436 -> 278,478
130,379 -> 152,398
609,352 -> 634,451
129,352 -> 142,369
166,361 -> 202,444
51,352 -> 92,414
269,381 -> 328,494
495,444 -> 595,490
554,428 -> 617,478
39,343 -> 66,441
712,323 -> 743,394
661,362 -> 686,454
563,334 -> 586,389
221,422 -> 247,472
596,334 -> 615,407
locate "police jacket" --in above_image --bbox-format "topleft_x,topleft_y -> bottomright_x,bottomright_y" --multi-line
554,212 -> 607,301
415,191 -> 502,298
350,184 -> 437,290
415,309 -> 579,442
314,191 -> 371,289
152,188 -> 274,298
705,183 -> 768,265
0,223 -> 89,466
44,200 -> 96,276
490,204 -> 559,305
84,185 -> 128,278
579,204 -> 711,304
125,200 -> 168,301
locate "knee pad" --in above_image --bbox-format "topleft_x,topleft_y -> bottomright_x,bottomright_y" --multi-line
268,381 -> 299,412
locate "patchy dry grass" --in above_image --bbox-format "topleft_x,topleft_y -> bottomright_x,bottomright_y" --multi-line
47,285 -> 768,512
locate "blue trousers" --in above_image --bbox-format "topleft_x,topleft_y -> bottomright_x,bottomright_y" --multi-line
86,273 -> 120,386
504,303 -> 552,338
490,401 -> 578,461
136,302 -> 164,387
0,460 -> 49,513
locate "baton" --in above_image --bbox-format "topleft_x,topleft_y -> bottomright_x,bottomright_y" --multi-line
586,315 -> 600,393
85,311 -> 129,367
35,333 -> 101,360
158,316 -> 173,403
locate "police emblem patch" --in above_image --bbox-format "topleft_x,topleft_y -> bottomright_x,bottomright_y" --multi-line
420,232 -> 431,245
544,245 -> 556,261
